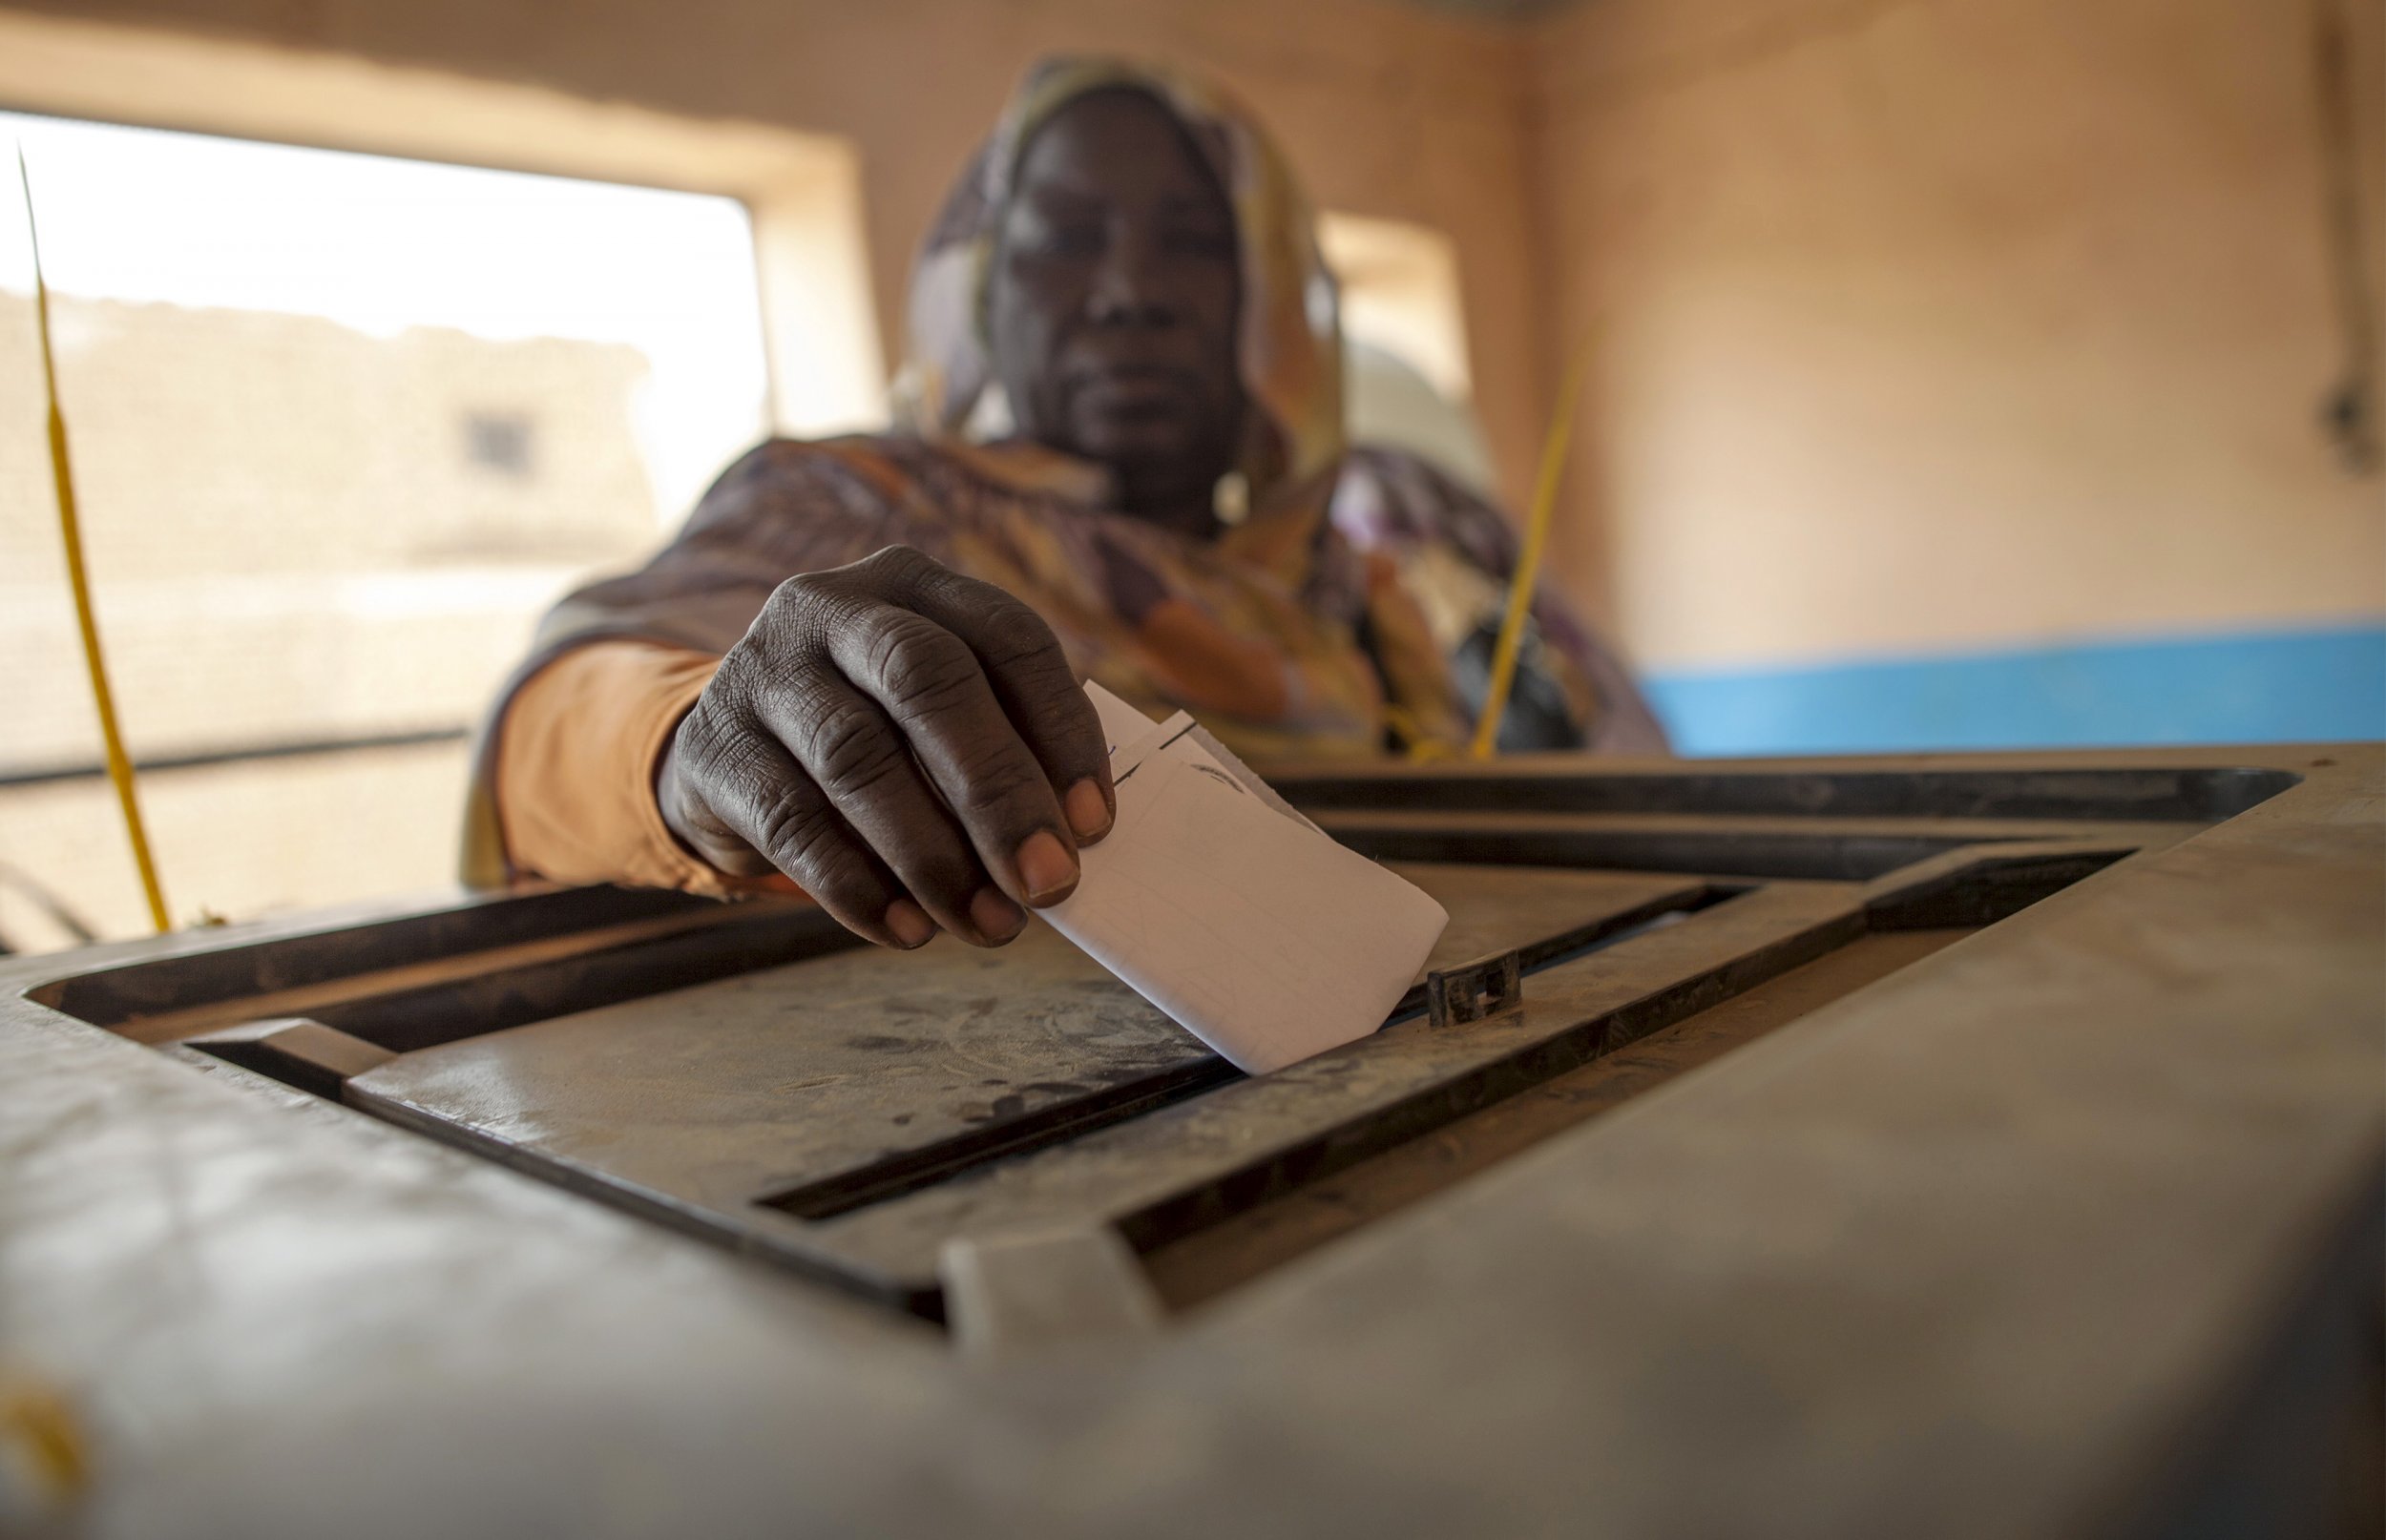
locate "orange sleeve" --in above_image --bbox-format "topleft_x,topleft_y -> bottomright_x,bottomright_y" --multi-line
493,640 -> 792,900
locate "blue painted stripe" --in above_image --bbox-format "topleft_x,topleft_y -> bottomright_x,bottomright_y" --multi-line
1643,624 -> 2386,756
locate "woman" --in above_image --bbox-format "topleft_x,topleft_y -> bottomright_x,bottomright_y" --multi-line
467,56 -> 1665,953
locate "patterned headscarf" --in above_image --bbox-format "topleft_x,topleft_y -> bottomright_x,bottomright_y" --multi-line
890,56 -> 1347,528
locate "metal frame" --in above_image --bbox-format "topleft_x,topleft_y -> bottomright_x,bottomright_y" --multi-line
1,743 -> 2376,1538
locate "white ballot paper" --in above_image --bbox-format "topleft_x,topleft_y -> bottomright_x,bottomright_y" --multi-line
1041,683 -> 1450,1075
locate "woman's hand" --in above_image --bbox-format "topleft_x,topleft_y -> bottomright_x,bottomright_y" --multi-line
656,545 -> 1115,948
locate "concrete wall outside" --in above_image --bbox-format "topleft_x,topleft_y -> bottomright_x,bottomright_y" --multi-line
0,299 -> 668,948
0,300 -> 661,769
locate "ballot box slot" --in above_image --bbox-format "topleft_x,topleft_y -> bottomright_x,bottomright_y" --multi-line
29,883 -> 714,1030
1117,849 -> 2136,1304
62,898 -> 855,1051
1315,817 -> 2065,884
769,846 -> 2128,1321
299,905 -> 856,1054
758,884 -> 1737,1225
1381,882 -> 1742,1025
1133,925 -> 1998,1311
763,1057 -> 1242,1221
1107,899 -> 1873,1265
1861,845 -> 2133,929
1274,764 -> 2298,823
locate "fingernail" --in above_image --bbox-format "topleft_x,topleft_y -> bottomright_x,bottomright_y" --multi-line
970,885 -> 1025,942
1064,779 -> 1112,842
1014,828 -> 1078,904
885,898 -> 935,949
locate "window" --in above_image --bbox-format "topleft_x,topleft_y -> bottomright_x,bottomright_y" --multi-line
0,111 -> 779,951
1319,212 -> 1496,495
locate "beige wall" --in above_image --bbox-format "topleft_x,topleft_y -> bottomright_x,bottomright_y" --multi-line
1529,0 -> 2386,670
0,0 -> 1555,521
1,0 -> 2376,664
14,0 -> 2372,677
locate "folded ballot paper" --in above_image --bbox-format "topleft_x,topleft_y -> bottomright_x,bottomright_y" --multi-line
1039,683 -> 1450,1075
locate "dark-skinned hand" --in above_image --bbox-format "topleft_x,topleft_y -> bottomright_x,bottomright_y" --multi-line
655,545 -> 1116,949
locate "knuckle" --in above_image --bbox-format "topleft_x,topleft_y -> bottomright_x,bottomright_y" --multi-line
722,623 -> 836,715
798,697 -> 908,793
975,600 -> 1063,668
678,705 -> 803,832
707,758 -> 786,833
711,732 -> 785,802
869,619 -> 980,714
763,571 -> 830,621
855,543 -> 935,592
716,623 -> 804,698
751,794 -> 849,883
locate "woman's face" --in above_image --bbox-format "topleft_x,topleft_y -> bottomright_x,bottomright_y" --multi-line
985,89 -> 1247,525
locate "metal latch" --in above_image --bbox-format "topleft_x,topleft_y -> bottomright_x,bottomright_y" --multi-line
1424,948 -> 1522,1029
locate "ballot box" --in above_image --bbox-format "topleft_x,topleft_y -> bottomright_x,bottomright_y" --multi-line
3,745 -> 2378,1539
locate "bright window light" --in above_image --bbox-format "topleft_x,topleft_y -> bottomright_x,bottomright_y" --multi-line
0,110 -> 771,518
0,112 -> 778,950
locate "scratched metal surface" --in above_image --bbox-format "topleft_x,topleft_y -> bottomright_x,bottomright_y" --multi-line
345,864 -> 1698,1228
3,748 -> 2377,1540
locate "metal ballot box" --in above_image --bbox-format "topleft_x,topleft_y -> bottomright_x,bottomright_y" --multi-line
3,746 -> 2378,1539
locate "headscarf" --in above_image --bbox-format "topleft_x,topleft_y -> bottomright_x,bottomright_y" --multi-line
890,56 -> 1347,541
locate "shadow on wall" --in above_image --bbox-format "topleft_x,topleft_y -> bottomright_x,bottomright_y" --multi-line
1644,624 -> 2386,756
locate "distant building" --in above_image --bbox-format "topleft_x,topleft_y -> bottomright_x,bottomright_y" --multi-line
0,298 -> 668,948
